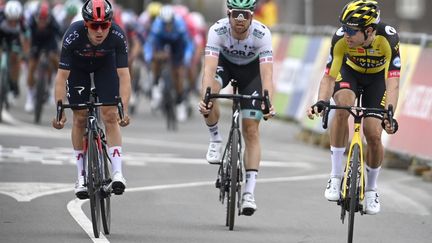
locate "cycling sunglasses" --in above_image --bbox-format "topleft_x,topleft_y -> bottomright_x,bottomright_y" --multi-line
87,21 -> 111,30
228,9 -> 253,21
342,25 -> 361,36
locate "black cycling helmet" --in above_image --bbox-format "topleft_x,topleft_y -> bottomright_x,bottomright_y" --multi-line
82,0 -> 113,22
339,0 -> 380,28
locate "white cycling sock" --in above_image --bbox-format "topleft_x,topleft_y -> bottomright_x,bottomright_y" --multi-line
330,146 -> 346,178
208,123 -> 222,142
109,146 -> 122,175
74,150 -> 84,178
244,170 -> 258,195
366,165 -> 381,191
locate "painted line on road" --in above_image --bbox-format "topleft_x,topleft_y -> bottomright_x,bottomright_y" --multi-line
67,199 -> 109,243
67,174 -> 328,242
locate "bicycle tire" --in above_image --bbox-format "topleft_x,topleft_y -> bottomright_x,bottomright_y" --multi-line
347,144 -> 360,243
100,149 -> 111,235
228,130 -> 239,231
34,70 -> 47,124
0,65 -> 7,123
87,133 -> 102,238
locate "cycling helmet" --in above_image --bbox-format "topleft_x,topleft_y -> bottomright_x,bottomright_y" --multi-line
65,2 -> 79,17
82,0 -> 113,22
34,1 -> 50,22
339,0 -> 380,28
146,1 -> 162,19
226,0 -> 257,11
159,5 -> 175,23
4,0 -> 23,20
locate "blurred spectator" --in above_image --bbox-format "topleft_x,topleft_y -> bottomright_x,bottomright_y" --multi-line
254,0 -> 278,28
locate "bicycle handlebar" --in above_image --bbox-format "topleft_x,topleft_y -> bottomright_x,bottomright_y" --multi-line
56,96 -> 124,123
322,104 -> 394,129
203,86 -> 272,120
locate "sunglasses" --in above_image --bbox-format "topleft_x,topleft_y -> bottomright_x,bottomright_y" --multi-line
87,21 -> 111,30
228,9 -> 253,21
342,25 -> 361,36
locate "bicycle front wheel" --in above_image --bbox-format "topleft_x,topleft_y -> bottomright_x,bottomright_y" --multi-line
227,130 -> 239,231
87,135 -> 102,238
34,72 -> 47,124
100,149 -> 111,235
347,144 -> 360,243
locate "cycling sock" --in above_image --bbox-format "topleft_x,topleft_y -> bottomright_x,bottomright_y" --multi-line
208,123 -> 222,142
109,146 -> 122,174
244,170 -> 258,195
365,165 -> 381,191
74,150 -> 85,178
330,146 -> 346,178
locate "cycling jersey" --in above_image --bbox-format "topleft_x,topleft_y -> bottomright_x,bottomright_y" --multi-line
28,14 -> 63,57
205,18 -> 273,66
144,16 -> 194,66
0,11 -> 28,51
59,20 -> 128,71
326,22 -> 401,79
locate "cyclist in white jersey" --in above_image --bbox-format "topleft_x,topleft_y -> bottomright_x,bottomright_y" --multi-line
198,0 -> 275,216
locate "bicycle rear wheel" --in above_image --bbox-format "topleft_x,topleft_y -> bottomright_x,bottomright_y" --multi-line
0,66 -> 7,123
100,150 -> 111,235
87,134 -> 102,238
227,130 -> 239,231
34,70 -> 47,124
347,144 -> 360,243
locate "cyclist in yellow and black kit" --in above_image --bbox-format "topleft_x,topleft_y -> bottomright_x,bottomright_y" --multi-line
307,0 -> 400,215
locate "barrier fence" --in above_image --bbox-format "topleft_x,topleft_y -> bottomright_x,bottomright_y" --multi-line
271,25 -> 432,162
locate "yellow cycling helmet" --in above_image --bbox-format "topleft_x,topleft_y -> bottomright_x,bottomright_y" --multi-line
146,1 -> 162,19
339,0 -> 380,28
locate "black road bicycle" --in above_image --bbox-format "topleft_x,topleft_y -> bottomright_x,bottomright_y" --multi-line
321,89 -> 394,243
56,91 -> 124,238
203,79 -> 271,231
34,50 -> 51,124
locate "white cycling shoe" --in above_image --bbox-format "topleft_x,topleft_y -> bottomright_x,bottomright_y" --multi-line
111,171 -> 127,195
74,175 -> 88,199
364,190 -> 380,215
241,193 -> 257,216
206,141 -> 222,164
325,177 -> 341,201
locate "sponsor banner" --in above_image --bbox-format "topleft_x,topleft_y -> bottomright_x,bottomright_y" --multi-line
387,47 -> 432,158
274,35 -> 309,117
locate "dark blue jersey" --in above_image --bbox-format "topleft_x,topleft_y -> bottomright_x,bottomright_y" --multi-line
59,20 -> 128,71
28,15 -> 63,45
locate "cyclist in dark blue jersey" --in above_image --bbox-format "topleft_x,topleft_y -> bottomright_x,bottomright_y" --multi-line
52,0 -> 131,199
25,1 -> 63,112
144,4 -> 194,121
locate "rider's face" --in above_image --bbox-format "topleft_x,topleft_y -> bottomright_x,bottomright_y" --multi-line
228,9 -> 253,34
85,21 -> 111,45
342,26 -> 369,48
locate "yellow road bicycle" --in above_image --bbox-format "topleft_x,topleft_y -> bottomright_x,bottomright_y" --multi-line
321,90 -> 395,243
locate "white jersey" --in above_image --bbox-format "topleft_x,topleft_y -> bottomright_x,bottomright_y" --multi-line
205,18 -> 273,66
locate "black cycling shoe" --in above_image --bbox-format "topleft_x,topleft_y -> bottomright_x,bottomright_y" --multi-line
75,191 -> 89,200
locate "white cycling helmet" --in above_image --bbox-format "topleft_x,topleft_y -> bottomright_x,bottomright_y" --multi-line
159,5 -> 175,23
4,0 -> 23,21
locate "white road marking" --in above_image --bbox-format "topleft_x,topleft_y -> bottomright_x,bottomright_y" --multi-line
0,182 -> 72,202
67,199 -> 109,243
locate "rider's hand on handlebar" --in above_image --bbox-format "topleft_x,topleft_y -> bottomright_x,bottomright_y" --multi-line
307,100 -> 330,119
198,100 -> 213,116
52,114 -> 66,130
381,117 -> 398,134
262,104 -> 276,120
118,114 -> 130,127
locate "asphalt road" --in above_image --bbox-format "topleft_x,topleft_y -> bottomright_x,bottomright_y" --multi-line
1,93 -> 431,243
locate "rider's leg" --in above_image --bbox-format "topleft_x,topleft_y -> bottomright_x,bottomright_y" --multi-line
25,56 -> 38,111
363,117 -> 384,191
71,109 -> 88,177
330,89 -> 356,176
150,60 -> 162,108
204,82 -> 223,163
101,106 -> 123,175
242,118 -> 261,194
9,52 -> 21,97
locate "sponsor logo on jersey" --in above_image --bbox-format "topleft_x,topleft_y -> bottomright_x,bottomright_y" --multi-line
252,29 -> 265,39
392,57 -> 401,68
327,54 -> 333,64
336,27 -> 344,36
388,70 -> 400,78
222,46 -> 256,58
385,26 -> 397,35
214,26 -> 228,35
64,30 -> 79,46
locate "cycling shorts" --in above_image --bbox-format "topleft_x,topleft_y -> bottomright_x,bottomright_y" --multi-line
30,39 -> 59,58
334,62 -> 386,119
66,64 -> 119,105
0,34 -> 22,53
216,55 -> 263,120
154,40 -> 185,67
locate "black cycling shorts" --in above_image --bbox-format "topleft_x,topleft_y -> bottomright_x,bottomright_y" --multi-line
66,63 -> 119,105
216,55 -> 263,120
333,62 -> 386,119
